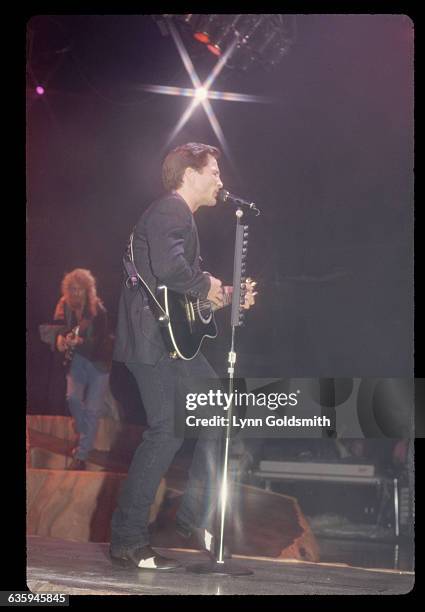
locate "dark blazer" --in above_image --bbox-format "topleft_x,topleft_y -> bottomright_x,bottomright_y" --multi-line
113,193 -> 211,365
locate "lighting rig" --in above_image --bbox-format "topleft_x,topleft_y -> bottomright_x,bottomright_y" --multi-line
154,14 -> 296,72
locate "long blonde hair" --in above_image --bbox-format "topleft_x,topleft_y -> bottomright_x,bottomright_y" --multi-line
61,268 -> 101,317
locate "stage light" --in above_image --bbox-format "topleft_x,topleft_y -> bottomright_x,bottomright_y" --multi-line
194,31 -> 210,44
144,18 -> 273,160
35,85 -> 45,95
205,15 -> 242,57
193,15 -> 220,45
167,14 -> 296,72
207,43 -> 221,56
239,14 -> 268,46
195,87 -> 208,101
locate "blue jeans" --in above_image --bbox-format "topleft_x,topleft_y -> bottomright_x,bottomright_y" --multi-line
66,353 -> 109,460
110,352 -> 222,551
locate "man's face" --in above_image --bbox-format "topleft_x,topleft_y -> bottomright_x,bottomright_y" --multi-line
191,155 -> 223,207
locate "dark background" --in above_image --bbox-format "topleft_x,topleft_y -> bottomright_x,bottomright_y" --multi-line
26,14 -> 414,415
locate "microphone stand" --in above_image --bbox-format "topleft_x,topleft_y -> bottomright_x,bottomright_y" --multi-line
187,207 -> 253,576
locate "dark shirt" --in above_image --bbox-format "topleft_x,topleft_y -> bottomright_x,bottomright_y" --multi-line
113,193 -> 211,365
53,298 -> 111,372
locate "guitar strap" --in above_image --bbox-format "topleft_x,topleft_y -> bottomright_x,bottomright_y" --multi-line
123,231 -> 169,323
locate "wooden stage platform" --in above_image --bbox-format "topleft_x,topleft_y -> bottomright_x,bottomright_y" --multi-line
27,536 -> 414,596
26,416 -> 415,595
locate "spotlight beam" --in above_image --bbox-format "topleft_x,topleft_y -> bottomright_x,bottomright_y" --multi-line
202,36 -> 239,91
206,90 -> 272,103
139,84 -> 271,104
167,18 -> 232,152
201,98 -> 231,159
146,17 -> 274,154
140,84 -> 201,97
166,97 -> 201,148
168,19 -> 203,90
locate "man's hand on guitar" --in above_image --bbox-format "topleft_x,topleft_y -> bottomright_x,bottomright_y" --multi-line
242,278 -> 257,310
56,334 -> 68,353
207,275 -> 224,308
56,332 -> 83,352
65,332 -> 83,348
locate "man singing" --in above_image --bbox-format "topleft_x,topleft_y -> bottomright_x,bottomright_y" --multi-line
110,143 -> 255,570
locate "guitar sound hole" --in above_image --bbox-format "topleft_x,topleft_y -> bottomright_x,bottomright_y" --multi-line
197,300 -> 213,324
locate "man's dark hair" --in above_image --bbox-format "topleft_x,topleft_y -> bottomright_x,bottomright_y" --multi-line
162,142 -> 221,191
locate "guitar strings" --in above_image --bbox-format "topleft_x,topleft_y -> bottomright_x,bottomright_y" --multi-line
197,295 -> 233,308
196,296 -> 234,311
198,291 -> 238,306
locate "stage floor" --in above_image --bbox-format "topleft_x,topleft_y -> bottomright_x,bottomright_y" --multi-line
27,536 -> 414,596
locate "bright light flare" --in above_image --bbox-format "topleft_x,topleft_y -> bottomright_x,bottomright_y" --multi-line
143,18 -> 274,158
195,87 -> 208,101
35,86 -> 45,95
168,20 -> 202,90
207,90 -> 272,103
166,97 -> 200,147
140,84 -> 197,97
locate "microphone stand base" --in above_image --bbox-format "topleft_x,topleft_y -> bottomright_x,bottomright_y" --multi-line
186,559 -> 253,576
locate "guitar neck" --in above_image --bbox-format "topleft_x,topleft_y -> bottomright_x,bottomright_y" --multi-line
223,286 -> 233,306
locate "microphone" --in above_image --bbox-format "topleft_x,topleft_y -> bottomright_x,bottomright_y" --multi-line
218,189 -> 260,215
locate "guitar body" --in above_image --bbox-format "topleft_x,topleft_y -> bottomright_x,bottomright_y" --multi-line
157,285 -> 218,360
62,318 -> 91,367
63,325 -> 80,366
